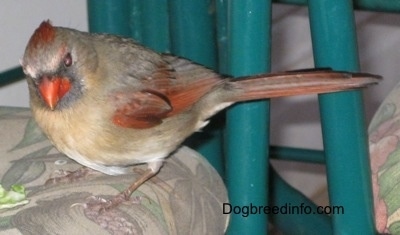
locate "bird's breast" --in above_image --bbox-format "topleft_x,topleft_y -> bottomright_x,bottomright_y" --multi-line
31,100 -> 178,170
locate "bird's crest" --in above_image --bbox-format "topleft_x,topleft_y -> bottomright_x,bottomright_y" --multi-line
28,20 -> 56,48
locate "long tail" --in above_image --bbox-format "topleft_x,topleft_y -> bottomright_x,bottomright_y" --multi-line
228,69 -> 381,102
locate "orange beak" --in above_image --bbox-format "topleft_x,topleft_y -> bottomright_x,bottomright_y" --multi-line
38,76 -> 71,110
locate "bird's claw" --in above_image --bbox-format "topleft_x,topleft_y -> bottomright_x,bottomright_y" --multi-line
45,167 -> 95,185
72,194 -> 140,234
76,193 -> 143,213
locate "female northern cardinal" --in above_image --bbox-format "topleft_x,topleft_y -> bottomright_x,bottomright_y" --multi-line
21,21 -> 380,209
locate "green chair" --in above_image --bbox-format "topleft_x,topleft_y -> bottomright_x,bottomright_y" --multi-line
4,0 -> 400,234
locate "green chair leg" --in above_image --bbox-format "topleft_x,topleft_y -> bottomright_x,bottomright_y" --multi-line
309,0 -> 375,233
225,1 -> 271,234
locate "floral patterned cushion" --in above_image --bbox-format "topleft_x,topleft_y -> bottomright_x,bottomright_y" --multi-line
369,83 -> 400,234
0,106 -> 229,234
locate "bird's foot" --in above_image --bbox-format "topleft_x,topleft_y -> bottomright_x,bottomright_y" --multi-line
73,193 -> 143,213
45,167 -> 97,185
86,193 -> 129,211
70,194 -> 143,234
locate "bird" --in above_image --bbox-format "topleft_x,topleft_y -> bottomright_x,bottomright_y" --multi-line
21,20 -> 380,209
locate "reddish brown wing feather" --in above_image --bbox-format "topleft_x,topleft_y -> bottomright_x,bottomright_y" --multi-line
112,64 -> 223,129
112,90 -> 172,129
145,62 -> 224,117
165,77 -> 223,116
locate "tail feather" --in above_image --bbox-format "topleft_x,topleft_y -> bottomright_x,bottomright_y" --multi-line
229,70 -> 381,102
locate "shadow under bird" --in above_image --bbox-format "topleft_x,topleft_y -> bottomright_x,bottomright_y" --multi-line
21,21 -> 381,209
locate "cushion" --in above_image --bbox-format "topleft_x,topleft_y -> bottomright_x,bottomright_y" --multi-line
369,83 -> 400,234
0,106 -> 229,234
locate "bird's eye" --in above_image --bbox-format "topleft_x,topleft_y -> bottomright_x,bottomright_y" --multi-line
63,53 -> 72,67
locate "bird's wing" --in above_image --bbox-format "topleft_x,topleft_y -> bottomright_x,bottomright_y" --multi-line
112,89 -> 172,129
112,56 -> 222,129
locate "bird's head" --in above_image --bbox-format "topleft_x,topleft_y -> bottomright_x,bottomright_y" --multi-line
22,20 -> 97,110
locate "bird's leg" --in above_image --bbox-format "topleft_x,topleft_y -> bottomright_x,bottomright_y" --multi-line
45,167 -> 97,185
85,161 -> 163,211
121,160 -> 163,200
